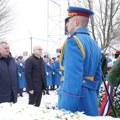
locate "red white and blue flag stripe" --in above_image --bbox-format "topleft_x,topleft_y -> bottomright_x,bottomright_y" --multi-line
99,81 -> 114,116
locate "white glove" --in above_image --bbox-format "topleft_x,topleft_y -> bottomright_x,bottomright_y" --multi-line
47,63 -> 50,66
29,90 -> 34,94
59,71 -> 62,75
19,73 -> 22,77
53,72 -> 55,75
20,63 -> 23,66
46,72 -> 49,75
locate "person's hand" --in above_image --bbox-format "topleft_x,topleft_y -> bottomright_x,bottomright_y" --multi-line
17,93 -> 20,97
29,90 -> 34,94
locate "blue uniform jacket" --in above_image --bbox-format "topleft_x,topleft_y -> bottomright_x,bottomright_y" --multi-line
17,62 -> 26,89
58,28 -> 102,116
44,62 -> 53,86
54,60 -> 61,85
49,62 -> 55,85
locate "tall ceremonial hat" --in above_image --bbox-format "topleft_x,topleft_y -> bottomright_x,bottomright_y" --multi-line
65,6 -> 94,23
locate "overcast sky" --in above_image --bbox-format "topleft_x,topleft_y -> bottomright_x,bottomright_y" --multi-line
6,0 -> 48,56
7,0 -> 97,57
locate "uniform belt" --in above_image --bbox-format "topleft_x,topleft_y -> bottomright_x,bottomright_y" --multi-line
61,76 -> 94,81
84,76 -> 94,81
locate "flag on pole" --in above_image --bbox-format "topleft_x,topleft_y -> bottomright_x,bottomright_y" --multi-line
99,81 -> 114,116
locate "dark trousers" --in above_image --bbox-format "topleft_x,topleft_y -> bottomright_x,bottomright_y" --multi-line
19,88 -> 23,97
46,86 -> 50,94
29,91 -> 42,107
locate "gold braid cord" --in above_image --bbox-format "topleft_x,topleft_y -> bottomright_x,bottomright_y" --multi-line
59,36 -> 85,81
60,39 -> 67,70
73,36 -> 85,59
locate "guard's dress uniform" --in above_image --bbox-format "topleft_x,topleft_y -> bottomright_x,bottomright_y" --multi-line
17,62 -> 26,90
54,60 -> 61,87
44,61 -> 52,86
50,60 -> 55,90
58,6 -> 102,116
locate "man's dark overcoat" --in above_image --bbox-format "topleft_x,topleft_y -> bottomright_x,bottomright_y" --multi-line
25,54 -> 46,92
0,55 -> 19,103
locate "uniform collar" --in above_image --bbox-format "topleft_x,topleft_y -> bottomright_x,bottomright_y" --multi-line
70,28 -> 90,37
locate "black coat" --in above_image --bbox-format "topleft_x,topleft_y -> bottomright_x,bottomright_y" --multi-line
24,54 -> 46,92
0,55 -> 19,103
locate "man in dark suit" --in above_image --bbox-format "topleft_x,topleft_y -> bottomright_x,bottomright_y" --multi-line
0,41 -> 19,103
25,45 -> 46,107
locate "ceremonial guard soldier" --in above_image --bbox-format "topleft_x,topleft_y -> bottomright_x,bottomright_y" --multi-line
54,55 -> 61,89
50,57 -> 56,90
58,6 -> 102,116
44,55 -> 52,95
16,56 -> 26,97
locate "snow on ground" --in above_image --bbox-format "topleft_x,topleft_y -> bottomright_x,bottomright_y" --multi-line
0,91 -> 119,120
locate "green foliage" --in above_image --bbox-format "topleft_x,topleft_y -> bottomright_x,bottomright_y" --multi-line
108,59 -> 120,87
101,53 -> 107,77
98,83 -> 105,107
110,85 -> 120,117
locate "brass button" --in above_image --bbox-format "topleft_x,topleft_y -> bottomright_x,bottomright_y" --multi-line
83,80 -> 86,84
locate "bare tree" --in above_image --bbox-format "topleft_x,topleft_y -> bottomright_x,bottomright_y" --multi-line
92,0 -> 120,51
70,0 -> 120,52
0,0 -> 13,40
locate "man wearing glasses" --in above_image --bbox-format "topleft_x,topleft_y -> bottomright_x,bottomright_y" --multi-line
25,45 -> 46,107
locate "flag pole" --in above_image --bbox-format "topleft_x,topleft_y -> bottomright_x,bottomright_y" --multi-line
102,75 -> 116,117
101,54 -> 117,117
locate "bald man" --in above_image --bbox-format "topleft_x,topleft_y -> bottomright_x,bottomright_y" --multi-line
25,45 -> 46,107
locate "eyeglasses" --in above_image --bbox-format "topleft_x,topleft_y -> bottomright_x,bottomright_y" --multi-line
38,49 -> 42,51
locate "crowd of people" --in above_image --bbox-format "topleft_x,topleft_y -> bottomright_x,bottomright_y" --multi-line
0,5 -> 120,117
44,54 -> 61,94
0,41 -> 61,107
